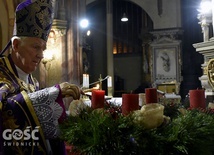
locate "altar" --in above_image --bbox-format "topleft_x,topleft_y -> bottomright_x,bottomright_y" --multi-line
192,0 -> 214,103
63,86 -> 214,155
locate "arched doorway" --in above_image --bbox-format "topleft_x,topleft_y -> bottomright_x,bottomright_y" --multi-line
86,0 -> 153,96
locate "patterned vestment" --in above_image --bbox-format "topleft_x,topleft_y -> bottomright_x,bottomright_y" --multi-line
0,55 -> 66,155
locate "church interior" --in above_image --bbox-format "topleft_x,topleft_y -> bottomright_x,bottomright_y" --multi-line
2,0 -> 214,154
1,0 -> 206,102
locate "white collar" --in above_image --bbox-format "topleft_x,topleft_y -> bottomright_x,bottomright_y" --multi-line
15,66 -> 29,84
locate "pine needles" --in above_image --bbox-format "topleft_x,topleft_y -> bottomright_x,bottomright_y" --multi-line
60,106 -> 214,155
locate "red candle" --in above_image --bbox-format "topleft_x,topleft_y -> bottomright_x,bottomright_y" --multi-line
91,90 -> 105,109
122,94 -> 139,115
189,89 -> 206,109
145,88 -> 158,104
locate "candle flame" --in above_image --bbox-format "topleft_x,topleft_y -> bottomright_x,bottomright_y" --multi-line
94,84 -> 99,89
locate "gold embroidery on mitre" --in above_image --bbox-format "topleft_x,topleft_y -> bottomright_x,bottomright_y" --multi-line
14,0 -> 55,41
36,7 -> 52,29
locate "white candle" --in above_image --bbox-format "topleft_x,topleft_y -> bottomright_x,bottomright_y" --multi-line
83,74 -> 87,88
86,74 -> 89,88
107,76 -> 112,87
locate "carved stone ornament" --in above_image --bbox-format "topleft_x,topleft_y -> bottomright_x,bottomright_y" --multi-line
207,58 -> 214,90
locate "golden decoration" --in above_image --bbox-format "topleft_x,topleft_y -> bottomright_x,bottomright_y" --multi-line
18,79 -> 36,93
207,58 -> 214,89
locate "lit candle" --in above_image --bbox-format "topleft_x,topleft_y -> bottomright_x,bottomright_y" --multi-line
92,84 -> 99,90
91,90 -> 105,109
145,88 -> 158,104
189,89 -> 206,109
122,94 -> 139,115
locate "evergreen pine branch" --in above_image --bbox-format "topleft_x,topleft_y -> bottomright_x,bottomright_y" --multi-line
59,105 -> 214,155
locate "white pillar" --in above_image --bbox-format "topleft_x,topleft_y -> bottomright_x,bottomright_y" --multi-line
106,0 -> 114,96
212,0 -> 214,38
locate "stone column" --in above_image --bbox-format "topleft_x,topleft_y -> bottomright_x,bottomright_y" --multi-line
212,0 -> 214,38
106,0 -> 114,96
66,0 -> 86,85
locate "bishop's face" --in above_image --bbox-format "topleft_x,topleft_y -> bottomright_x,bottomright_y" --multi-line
12,37 -> 46,74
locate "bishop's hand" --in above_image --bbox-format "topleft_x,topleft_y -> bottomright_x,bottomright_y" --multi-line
59,82 -> 82,99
